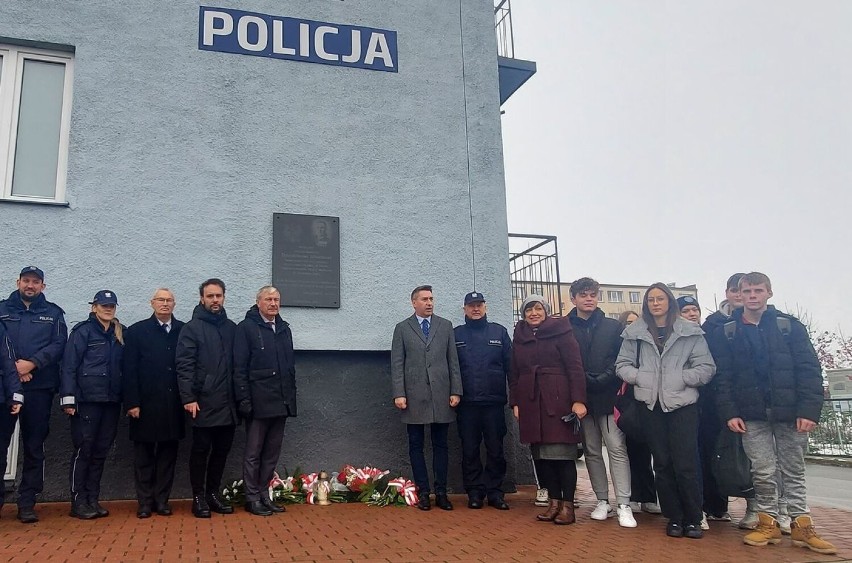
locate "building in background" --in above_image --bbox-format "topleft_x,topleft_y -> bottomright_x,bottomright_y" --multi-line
0,1 -> 536,499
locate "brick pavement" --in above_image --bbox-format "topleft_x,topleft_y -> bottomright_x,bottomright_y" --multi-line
0,477 -> 850,562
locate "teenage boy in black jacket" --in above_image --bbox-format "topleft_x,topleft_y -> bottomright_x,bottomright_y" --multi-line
712,272 -> 835,555
568,278 -> 635,528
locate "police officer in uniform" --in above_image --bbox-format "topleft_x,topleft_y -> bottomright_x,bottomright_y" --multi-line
453,292 -> 512,510
0,266 -> 67,524
60,290 -> 125,519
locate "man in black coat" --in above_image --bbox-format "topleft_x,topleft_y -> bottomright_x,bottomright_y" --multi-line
176,278 -> 238,518
712,272 -> 834,554
453,291 -> 511,510
567,278 -> 635,527
233,286 -> 296,516
123,288 -> 185,518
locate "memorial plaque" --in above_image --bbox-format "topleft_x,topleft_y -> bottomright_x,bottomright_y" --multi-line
273,213 -> 341,308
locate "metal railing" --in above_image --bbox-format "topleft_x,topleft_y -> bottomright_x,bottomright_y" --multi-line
509,233 -> 561,324
494,0 -> 514,59
808,398 -> 852,457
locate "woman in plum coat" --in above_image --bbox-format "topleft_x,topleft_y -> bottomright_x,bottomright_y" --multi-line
509,295 -> 587,525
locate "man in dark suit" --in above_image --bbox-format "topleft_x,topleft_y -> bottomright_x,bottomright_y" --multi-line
123,288 -> 185,518
391,285 -> 462,511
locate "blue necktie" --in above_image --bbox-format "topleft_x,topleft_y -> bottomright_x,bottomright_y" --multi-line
421,319 -> 430,339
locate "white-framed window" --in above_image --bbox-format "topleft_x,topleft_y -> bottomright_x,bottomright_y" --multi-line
607,290 -> 623,303
598,290 -> 604,302
608,313 -> 620,320
0,44 -> 74,204
629,291 -> 641,304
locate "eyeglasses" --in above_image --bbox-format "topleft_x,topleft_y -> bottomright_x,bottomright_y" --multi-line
153,298 -> 175,303
647,297 -> 667,304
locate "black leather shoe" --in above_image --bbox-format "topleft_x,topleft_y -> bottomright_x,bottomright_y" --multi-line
245,500 -> 273,516
92,501 -> 109,518
260,496 -> 285,513
417,495 -> 431,511
684,524 -> 704,539
487,497 -> 510,510
435,494 -> 453,511
137,505 -> 153,519
70,504 -> 98,520
468,497 -> 484,509
17,507 -> 39,524
206,493 -> 234,514
666,520 -> 684,538
155,503 -> 173,516
192,496 -> 211,518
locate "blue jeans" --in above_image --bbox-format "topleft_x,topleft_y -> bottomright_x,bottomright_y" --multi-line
741,419 -> 808,518
407,423 -> 449,495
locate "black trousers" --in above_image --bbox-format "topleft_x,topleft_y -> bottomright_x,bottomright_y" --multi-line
533,459 -> 577,502
18,389 -> 53,508
642,403 -> 702,525
243,416 -> 287,502
456,404 -> 507,499
0,408 -> 18,503
407,423 -> 449,496
134,440 -> 179,508
627,436 -> 657,503
698,400 -> 728,516
69,402 -> 120,505
189,425 -> 235,497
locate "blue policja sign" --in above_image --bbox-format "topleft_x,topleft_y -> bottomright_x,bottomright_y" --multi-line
198,6 -> 398,72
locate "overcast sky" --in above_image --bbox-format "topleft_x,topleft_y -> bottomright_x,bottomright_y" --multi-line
500,1 -> 852,334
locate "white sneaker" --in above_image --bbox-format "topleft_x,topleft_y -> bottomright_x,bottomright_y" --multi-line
629,501 -> 641,513
534,488 -> 549,507
590,500 -> 614,520
617,504 -> 637,528
706,512 -> 732,522
738,510 -> 759,530
700,513 -> 709,530
777,513 -> 792,535
641,502 -> 662,514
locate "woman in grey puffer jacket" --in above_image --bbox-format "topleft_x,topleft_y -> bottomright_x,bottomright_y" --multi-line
616,283 -> 715,540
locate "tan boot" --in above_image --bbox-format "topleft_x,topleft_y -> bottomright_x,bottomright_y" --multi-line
790,515 -> 837,555
553,500 -> 576,525
743,513 -> 782,546
537,500 -> 561,522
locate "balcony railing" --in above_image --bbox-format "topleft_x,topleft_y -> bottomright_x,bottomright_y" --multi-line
808,398 -> 852,457
494,0 -> 514,59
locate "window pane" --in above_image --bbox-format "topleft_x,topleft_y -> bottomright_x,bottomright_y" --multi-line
12,59 -> 65,198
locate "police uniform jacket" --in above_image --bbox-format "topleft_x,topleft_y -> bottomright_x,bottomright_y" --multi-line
233,305 -> 296,419
391,314 -> 463,424
122,315 -> 186,442
453,316 -> 510,405
0,323 -> 24,406
0,291 -> 67,391
176,304 -> 237,428
60,314 -> 124,405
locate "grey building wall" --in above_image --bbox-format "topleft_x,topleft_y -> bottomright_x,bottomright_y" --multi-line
0,1 -> 533,500
0,0 -> 513,340
5,351 -> 530,501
